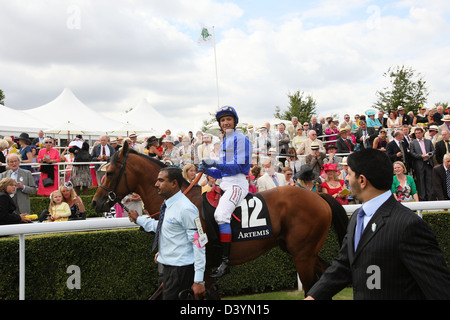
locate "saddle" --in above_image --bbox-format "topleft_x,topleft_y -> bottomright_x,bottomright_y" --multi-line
202,185 -> 272,243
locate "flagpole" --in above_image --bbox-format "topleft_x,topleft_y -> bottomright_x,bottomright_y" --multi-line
213,26 -> 220,108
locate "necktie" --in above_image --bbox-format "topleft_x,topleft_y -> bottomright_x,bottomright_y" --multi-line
344,139 -> 351,151
272,174 -> 279,187
418,139 -> 426,155
399,142 -> 405,162
102,146 -> 106,156
446,169 -> 450,199
354,207 -> 366,251
11,171 -> 18,181
152,202 -> 167,252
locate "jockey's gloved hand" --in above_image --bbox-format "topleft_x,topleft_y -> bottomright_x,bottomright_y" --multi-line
199,159 -> 216,171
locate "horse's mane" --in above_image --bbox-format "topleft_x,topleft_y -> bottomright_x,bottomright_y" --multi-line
111,147 -> 166,168
111,148 -> 201,190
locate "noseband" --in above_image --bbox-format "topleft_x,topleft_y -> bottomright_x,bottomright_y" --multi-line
98,149 -> 132,205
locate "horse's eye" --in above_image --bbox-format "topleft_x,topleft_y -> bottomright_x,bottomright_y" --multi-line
106,172 -> 113,177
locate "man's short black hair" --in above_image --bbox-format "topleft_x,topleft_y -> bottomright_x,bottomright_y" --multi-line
160,167 -> 183,188
347,148 -> 393,191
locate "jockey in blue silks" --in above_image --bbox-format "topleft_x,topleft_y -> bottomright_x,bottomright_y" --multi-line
199,106 -> 252,278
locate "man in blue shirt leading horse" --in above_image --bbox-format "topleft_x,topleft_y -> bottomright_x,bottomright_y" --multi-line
128,167 -> 206,299
200,106 -> 253,278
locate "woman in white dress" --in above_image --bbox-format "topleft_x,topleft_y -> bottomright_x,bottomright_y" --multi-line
387,110 -> 402,129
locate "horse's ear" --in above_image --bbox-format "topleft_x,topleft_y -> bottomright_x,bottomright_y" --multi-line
121,140 -> 129,155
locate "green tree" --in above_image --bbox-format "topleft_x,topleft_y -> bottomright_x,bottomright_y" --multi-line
373,65 -> 429,114
0,89 -> 5,105
274,90 -> 317,124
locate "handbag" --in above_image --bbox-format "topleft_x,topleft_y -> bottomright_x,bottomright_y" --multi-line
42,178 -> 54,187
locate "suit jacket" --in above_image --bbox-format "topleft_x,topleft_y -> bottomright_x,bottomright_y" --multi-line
385,139 -> 408,164
90,144 -> 116,170
410,138 -> 435,170
309,122 -> 323,137
336,137 -> 354,154
400,114 -> 413,126
354,127 -> 377,151
257,172 -> 286,191
308,194 -> 450,300
0,168 -> 37,214
434,139 -> 450,165
431,164 -> 450,200
0,192 -> 21,225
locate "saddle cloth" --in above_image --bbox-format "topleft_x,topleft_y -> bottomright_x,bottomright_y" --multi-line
202,186 -> 272,242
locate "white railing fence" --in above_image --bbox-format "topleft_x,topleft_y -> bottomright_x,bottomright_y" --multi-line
1,201 -> 450,300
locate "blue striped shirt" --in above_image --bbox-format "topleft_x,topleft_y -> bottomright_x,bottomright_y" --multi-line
205,129 -> 252,179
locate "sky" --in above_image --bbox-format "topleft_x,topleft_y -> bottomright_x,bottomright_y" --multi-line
1,0 -> 450,133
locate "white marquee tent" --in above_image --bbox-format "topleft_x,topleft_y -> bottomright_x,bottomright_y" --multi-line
120,97 -> 190,136
0,104 -> 50,136
23,88 -> 122,134
2,88 -> 191,142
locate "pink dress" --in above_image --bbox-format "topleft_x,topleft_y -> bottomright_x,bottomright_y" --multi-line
325,128 -> 339,147
37,148 -> 60,196
320,179 -> 349,205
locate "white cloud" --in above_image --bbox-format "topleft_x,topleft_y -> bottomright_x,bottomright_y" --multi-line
1,0 -> 449,135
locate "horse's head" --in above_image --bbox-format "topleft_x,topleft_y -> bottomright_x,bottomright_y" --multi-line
92,142 -> 135,213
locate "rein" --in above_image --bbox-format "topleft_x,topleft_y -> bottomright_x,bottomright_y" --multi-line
98,148 -> 132,206
100,148 -> 203,218
147,170 -> 204,218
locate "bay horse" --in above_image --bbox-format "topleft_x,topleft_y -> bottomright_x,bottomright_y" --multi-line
92,142 -> 348,297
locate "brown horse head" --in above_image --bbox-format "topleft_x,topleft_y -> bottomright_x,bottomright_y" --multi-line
92,141 -> 165,214
92,141 -> 131,212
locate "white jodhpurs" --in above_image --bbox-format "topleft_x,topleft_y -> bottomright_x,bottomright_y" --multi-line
214,174 -> 249,224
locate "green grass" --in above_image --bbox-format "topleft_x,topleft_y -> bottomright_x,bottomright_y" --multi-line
223,287 -> 353,300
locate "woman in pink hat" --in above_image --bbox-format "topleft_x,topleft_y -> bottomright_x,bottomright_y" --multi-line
320,163 -> 349,205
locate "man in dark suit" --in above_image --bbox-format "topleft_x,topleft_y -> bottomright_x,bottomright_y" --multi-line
376,110 -> 387,128
431,153 -> 450,200
410,127 -> 435,201
305,148 -> 450,300
354,120 -> 377,151
336,128 -> 354,154
397,106 -> 412,126
91,135 -> 116,182
309,116 -> 323,138
385,130 -> 409,169
434,129 -> 450,165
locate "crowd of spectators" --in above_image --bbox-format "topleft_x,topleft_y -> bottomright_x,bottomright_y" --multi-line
1,104 -> 450,225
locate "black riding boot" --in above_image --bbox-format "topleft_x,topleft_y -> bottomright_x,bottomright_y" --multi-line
210,242 -> 231,278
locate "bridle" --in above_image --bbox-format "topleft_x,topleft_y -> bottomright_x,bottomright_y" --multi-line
98,148 -> 204,216
98,149 -> 132,206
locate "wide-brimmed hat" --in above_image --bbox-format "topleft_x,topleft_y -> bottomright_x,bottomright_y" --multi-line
323,163 -> 339,172
326,144 -> 337,150
162,135 -> 174,143
295,164 -> 319,181
338,127 -> 348,135
147,136 -> 158,144
340,157 -> 348,166
18,132 -> 31,144
428,125 -> 439,132
310,142 -> 320,150
443,115 -> 450,122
